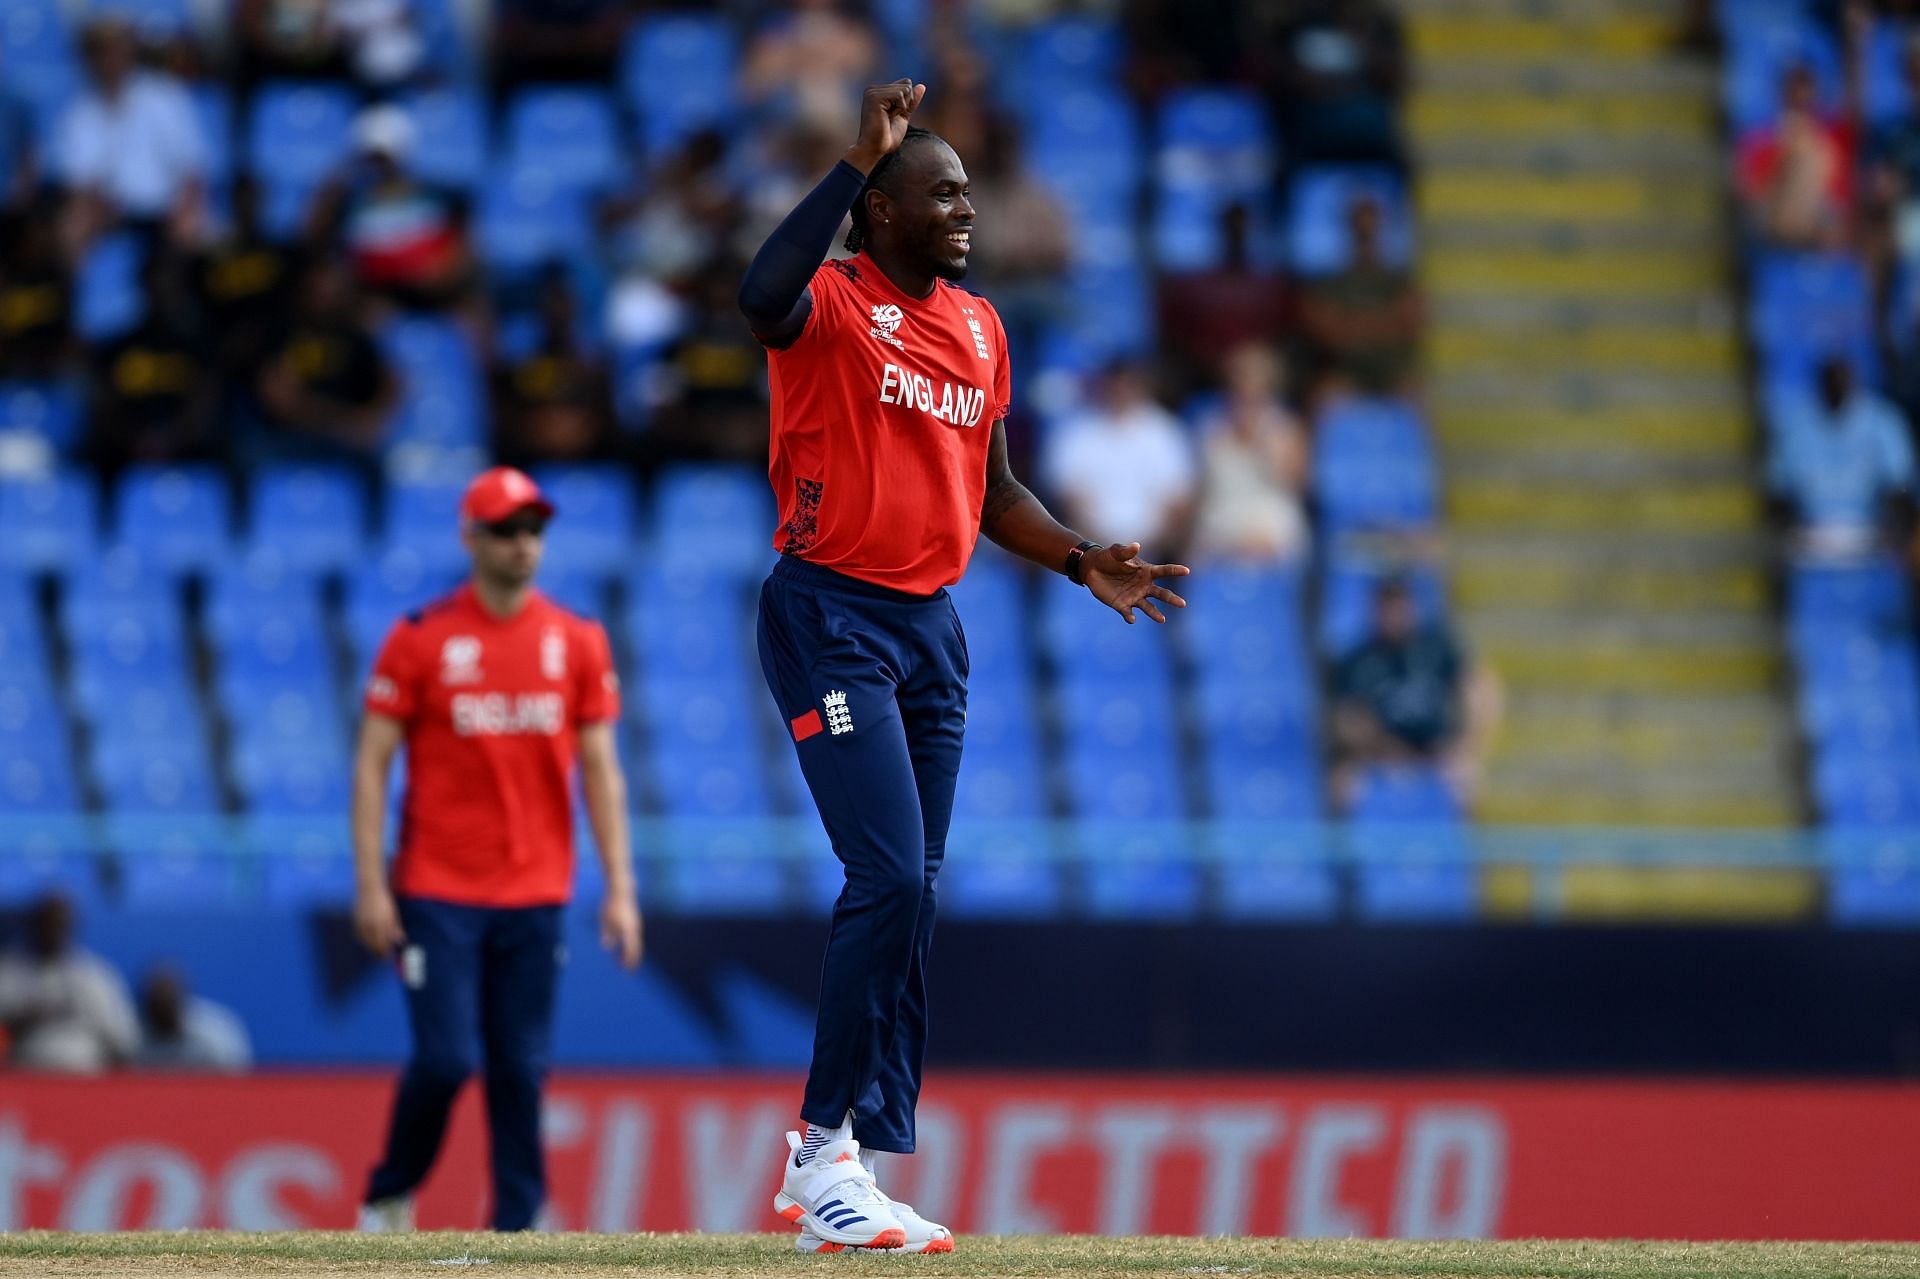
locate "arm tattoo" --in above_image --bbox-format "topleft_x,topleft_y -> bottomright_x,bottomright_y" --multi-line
980,475 -> 1031,534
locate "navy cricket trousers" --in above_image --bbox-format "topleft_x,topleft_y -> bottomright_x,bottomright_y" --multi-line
758,555 -> 968,1155
365,897 -> 564,1230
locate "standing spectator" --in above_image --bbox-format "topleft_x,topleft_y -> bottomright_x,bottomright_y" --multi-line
1298,194 -> 1423,402
1770,355 -> 1916,558
309,106 -> 476,318
1738,62 -> 1860,250
1041,359 -> 1197,550
248,255 -> 400,474
1331,578 -> 1491,810
133,967 -> 252,1072
1190,343 -> 1310,565
741,0 -> 880,134
0,895 -> 139,1074
1156,203 -> 1291,399
353,467 -> 641,1233
195,175 -> 303,377
56,18 -> 210,259
0,197 -> 73,379
494,269 -> 614,467
87,246 -> 214,480
965,119 -> 1072,393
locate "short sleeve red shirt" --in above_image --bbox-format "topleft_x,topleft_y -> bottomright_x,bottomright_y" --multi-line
764,253 -> 1011,594
363,584 -> 620,907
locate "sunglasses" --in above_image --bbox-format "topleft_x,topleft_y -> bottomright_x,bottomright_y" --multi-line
478,516 -> 548,539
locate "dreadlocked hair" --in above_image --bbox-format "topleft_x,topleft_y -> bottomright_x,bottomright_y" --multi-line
844,127 -> 942,253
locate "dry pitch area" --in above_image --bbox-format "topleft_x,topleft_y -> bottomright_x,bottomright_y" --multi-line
0,1235 -> 1916,1279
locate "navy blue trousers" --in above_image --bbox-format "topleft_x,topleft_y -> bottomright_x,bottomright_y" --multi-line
365,897 -> 564,1230
758,555 -> 968,1154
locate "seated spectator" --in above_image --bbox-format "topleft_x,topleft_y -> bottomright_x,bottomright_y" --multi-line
741,0 -> 879,134
236,0 -> 424,91
1190,343 -> 1310,565
309,106 -> 476,317
196,176 -> 303,376
643,255 -> 771,466
604,129 -> 740,289
967,119 -> 1072,395
1770,355 -> 1916,559
87,246 -> 213,479
1738,63 -> 1859,250
0,895 -> 139,1074
493,0 -> 628,87
56,18 -> 210,259
1865,30 -> 1920,273
0,197 -> 73,379
134,967 -> 252,1072
1156,203 -> 1291,400
1298,195 -> 1422,402
494,269 -> 614,466
1258,0 -> 1405,166
1331,578 -> 1492,811
1041,359 -> 1197,551
248,255 -> 399,471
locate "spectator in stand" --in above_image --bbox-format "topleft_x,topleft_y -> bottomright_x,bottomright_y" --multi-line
309,106 -> 477,319
493,0 -> 628,87
0,56 -> 37,217
1864,28 -> 1920,276
915,32 -> 996,166
1190,342 -> 1310,566
494,268 -> 614,467
604,129 -> 740,290
0,895 -> 139,1075
644,254 -> 770,467
1258,0 -> 1406,166
1125,0 -> 1252,93
56,18 -> 210,260
87,245 -> 214,480
196,175 -> 303,377
1331,577 -> 1493,811
966,119 -> 1071,399
1156,202 -> 1291,401
247,254 -> 400,474
741,0 -> 880,135
235,0 -> 426,92
1298,194 -> 1422,402
1770,354 -> 1916,558
0,197 -> 73,380
1042,359 -> 1197,551
133,967 -> 252,1072
1738,62 -> 1860,250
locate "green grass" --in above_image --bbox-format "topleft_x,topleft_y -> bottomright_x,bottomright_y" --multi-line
0,1234 -> 1916,1278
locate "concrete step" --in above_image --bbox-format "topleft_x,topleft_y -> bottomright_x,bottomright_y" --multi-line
1448,478 -> 1760,534
1426,324 -> 1740,377
1401,0 -> 1687,21
1424,215 -> 1722,253
1408,12 -> 1675,59
1440,446 -> 1756,487
1430,292 -> 1736,333
1431,402 -> 1751,455
1424,245 -> 1728,298
1466,602 -> 1778,644
1451,557 -> 1769,612
1420,172 -> 1719,225
1417,56 -> 1716,97
1477,639 -> 1781,694
1477,784 -> 1800,827
1432,369 -> 1745,412
1415,131 -> 1725,175
1409,91 -> 1716,142
1447,527 -> 1774,571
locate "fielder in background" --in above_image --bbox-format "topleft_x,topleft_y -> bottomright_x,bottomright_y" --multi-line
738,79 -> 1190,1254
349,466 -> 642,1232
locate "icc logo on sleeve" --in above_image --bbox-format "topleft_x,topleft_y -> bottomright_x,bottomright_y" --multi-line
440,636 -> 483,685
868,304 -> 905,349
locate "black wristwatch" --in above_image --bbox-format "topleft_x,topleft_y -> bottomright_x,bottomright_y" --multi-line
1063,540 -> 1102,586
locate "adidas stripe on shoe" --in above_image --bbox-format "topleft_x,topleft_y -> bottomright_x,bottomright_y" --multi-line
772,1133 -> 905,1248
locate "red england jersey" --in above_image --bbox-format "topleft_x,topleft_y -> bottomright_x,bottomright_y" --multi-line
363,584 -> 619,907
764,252 -> 1011,594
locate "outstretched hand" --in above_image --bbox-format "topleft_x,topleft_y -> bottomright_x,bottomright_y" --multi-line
848,78 -> 926,173
1083,542 -> 1190,624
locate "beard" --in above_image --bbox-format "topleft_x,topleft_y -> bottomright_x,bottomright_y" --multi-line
932,256 -> 970,282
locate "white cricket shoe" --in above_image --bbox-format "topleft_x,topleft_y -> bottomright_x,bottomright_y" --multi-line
772,1132 -> 906,1249
357,1195 -> 414,1232
797,1191 -> 953,1254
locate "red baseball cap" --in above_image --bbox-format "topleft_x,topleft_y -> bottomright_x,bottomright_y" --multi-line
460,467 -> 555,525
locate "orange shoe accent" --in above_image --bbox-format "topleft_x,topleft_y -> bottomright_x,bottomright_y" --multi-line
867,1228 -> 907,1249
832,1150 -> 859,1164
920,1236 -> 955,1254
778,1203 -> 805,1223
816,1242 -> 846,1254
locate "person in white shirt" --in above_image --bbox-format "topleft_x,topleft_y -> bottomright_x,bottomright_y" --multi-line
0,895 -> 140,1074
134,967 -> 253,1073
1191,342 -> 1311,565
1042,359 -> 1197,551
57,19 -> 210,257
1770,355 -> 1917,560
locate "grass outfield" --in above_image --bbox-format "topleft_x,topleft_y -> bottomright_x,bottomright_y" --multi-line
0,1234 -> 1916,1278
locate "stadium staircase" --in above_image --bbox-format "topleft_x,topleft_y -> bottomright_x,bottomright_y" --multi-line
1405,0 -> 1803,827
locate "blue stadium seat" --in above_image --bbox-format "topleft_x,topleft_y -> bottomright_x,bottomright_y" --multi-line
0,468 -> 99,571
504,86 -> 622,192
86,0 -> 192,37
651,465 -> 775,570
1196,680 -> 1317,765
205,551 -> 325,642
1722,16 -> 1843,132
345,546 -> 463,665
382,474 -> 472,571
1076,821 -> 1203,921
249,464 -> 370,573
113,464 -> 232,574
1009,17 -> 1125,94
1349,765 -> 1464,824
1747,251 -> 1877,384
0,821 -> 104,911
1206,754 -> 1324,821
649,819 -> 789,915
0,752 -> 81,814
1185,600 -> 1312,689
233,748 -> 349,816
1287,167 -> 1413,276
946,560 -> 1029,676
1155,86 -> 1274,208
73,681 -> 200,748
1818,755 -> 1920,826
255,818 -> 355,905
1787,560 -> 1909,632
540,572 -> 607,619
939,821 -> 1066,919
0,673 -> 63,749
950,743 -> 1048,819
646,743 -> 772,818
110,817 -> 247,907
621,14 -> 736,157
1024,89 -> 1144,188
532,465 -> 637,578
60,548 -> 183,633
1040,586 -> 1175,688
382,317 -> 487,452
247,81 -> 358,237
73,229 -> 146,341
91,739 -> 219,814
1825,833 -> 1920,924
1213,824 -> 1339,921
223,681 -> 349,764
190,82 -> 233,183
477,169 -> 594,275
0,381 -> 81,453
1354,858 -> 1479,922
215,612 -> 335,687
399,87 -> 487,191
0,0 -> 76,126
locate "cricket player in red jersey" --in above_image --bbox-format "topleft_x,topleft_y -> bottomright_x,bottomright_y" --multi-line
739,80 -> 1190,1253
350,466 -> 642,1232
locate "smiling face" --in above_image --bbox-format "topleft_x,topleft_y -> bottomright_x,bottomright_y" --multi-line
866,138 -> 975,283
